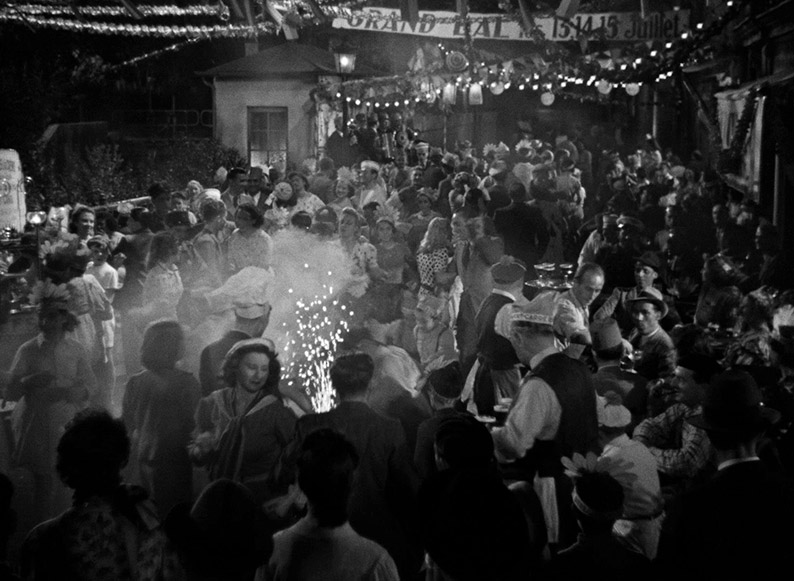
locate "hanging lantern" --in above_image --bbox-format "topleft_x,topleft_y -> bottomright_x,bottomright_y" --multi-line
625,82 -> 641,96
540,92 -> 555,106
490,81 -> 505,95
469,83 -> 483,106
442,82 -> 457,105
597,80 -> 613,94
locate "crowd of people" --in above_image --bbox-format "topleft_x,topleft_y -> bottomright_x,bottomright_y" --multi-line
1,116 -> 793,580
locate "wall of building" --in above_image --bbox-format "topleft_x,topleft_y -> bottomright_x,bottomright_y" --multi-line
213,77 -> 315,168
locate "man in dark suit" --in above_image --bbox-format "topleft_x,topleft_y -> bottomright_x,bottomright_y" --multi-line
493,182 -> 550,275
663,370 -> 793,579
289,353 -> 423,581
468,256 -> 526,417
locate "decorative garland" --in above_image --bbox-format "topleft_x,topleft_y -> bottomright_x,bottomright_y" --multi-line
108,37 -> 204,71
5,4 -> 220,18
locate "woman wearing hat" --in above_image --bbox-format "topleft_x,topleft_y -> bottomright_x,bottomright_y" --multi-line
7,280 -> 96,521
190,339 -> 296,505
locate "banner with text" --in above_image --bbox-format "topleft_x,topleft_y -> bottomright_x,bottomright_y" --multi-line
332,9 -> 690,42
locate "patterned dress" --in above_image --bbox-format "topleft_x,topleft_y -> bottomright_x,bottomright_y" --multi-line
417,247 -> 451,297
21,486 -> 181,580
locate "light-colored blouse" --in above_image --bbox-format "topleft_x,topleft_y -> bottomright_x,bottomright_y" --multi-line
228,228 -> 273,272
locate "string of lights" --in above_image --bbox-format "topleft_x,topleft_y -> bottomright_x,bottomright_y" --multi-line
4,4 -> 221,18
0,12 -> 278,37
107,37 -> 204,71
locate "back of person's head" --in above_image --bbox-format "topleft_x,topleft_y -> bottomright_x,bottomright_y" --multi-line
290,210 -> 312,230
507,182 -> 527,202
147,230 -> 178,270
435,414 -> 495,471
427,360 -> 464,404
330,352 -> 374,398
227,167 -> 247,182
141,320 -> 185,371
56,408 -> 130,496
148,182 -> 169,201
201,199 -> 227,223
318,157 -> 335,173
572,471 -> 624,532
298,429 -> 359,527
164,479 -> 273,580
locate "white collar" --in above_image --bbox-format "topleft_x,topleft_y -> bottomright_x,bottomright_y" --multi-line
492,288 -> 516,301
718,457 -> 761,471
530,345 -> 560,370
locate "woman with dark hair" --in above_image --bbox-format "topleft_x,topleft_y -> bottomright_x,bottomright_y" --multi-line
228,203 -> 273,273
189,339 -> 296,504
6,281 -> 97,522
68,205 -> 95,245
20,409 -> 181,580
122,321 -> 200,516
288,171 -> 324,218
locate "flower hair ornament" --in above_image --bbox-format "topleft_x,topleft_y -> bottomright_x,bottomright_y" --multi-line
561,452 -> 638,520
29,279 -> 71,311
482,143 -> 498,158
515,139 -> 535,154
336,166 -> 356,186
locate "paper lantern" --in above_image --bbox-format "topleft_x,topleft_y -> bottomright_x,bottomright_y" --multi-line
442,83 -> 457,105
625,83 -> 641,96
597,80 -> 613,94
469,83 -> 483,106
540,92 -> 555,106
490,81 -> 505,95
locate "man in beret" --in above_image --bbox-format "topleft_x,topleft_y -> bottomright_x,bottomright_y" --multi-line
492,291 -> 599,550
466,256 -> 527,417
661,370 -> 792,579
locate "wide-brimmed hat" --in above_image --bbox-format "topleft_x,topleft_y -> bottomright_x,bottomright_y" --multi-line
634,251 -> 662,273
273,182 -> 294,201
617,214 -> 644,231
626,289 -> 668,319
164,479 -> 273,575
688,370 -> 781,435
360,160 -> 380,172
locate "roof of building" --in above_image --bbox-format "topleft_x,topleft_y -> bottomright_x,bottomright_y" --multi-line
197,42 -> 378,78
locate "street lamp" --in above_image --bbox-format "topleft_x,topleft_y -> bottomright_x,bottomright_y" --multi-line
334,51 -> 356,129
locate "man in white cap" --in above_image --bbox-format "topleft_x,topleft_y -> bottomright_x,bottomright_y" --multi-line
597,392 -> 663,560
357,160 -> 387,211
198,300 -> 271,396
492,291 -> 600,550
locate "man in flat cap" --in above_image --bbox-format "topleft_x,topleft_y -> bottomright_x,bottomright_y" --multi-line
466,256 -> 527,416
492,291 -> 600,551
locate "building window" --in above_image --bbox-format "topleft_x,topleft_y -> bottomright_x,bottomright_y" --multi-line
248,107 -> 287,168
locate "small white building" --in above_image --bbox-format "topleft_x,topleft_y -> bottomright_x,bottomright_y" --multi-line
198,43 -> 373,170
